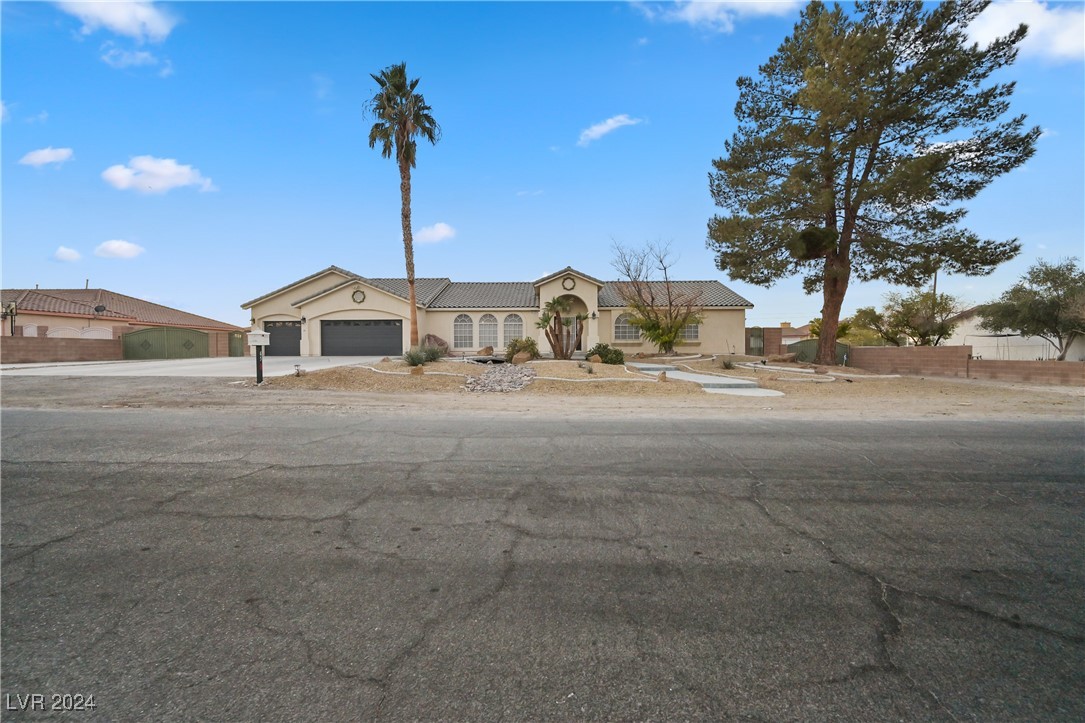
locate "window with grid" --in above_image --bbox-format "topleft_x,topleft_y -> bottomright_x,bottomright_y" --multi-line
681,323 -> 700,341
614,314 -> 640,341
453,314 -> 473,348
479,314 -> 498,348
503,314 -> 523,343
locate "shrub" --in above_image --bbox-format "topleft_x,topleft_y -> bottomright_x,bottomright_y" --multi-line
402,347 -> 426,366
585,343 -> 625,365
422,345 -> 443,363
505,337 -> 540,360
719,358 -> 736,370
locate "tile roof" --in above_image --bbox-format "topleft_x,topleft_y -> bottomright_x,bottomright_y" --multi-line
533,266 -> 606,287
598,281 -> 753,308
427,282 -> 538,309
2,289 -> 241,331
364,278 -> 452,306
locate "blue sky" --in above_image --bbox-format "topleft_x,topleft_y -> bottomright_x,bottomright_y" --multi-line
3,1 -> 1083,328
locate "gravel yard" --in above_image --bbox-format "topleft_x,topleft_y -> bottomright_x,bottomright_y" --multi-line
2,355 -> 1081,420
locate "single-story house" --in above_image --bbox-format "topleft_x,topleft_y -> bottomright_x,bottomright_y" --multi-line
943,307 -> 1085,361
0,288 -> 244,362
1,288 -> 242,339
241,265 -> 753,357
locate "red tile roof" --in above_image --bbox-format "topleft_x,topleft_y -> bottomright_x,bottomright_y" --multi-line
1,289 -> 241,331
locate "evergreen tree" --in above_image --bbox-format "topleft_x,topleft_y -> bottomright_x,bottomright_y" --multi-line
708,0 -> 1038,364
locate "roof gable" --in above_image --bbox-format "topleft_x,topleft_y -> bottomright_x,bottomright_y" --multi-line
241,265 -> 360,308
533,266 -> 605,288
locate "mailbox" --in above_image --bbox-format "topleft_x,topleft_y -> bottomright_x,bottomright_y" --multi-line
247,331 -> 270,346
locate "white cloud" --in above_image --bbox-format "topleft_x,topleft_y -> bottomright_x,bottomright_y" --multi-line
516,190 -> 544,197
54,246 -> 82,262
969,0 -> 1084,62
19,147 -> 74,167
416,222 -> 456,243
158,59 -> 174,78
95,239 -> 145,259
0,100 -> 8,122
101,45 -> 158,68
635,1 -> 801,34
56,1 -> 178,43
101,155 -> 216,194
27,111 -> 49,124
577,114 -> 644,147
636,37 -> 650,46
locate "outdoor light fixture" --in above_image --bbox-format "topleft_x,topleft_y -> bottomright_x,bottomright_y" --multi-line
300,316 -> 307,323
591,311 -> 597,320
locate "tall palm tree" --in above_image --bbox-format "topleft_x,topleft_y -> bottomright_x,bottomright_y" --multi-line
366,62 -> 441,348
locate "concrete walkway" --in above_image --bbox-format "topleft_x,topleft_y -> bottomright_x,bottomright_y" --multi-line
626,362 -> 784,397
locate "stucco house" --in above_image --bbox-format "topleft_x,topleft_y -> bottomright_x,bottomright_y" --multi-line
242,265 -> 753,357
943,307 -> 1085,361
1,288 -> 241,339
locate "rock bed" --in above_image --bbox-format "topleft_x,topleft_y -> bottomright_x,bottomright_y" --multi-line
464,363 -> 537,392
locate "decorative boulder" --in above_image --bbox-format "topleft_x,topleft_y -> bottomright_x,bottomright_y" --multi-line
588,354 -> 603,364
477,346 -> 494,356
657,371 -> 667,382
511,351 -> 533,365
410,365 -> 425,376
767,353 -> 798,363
422,334 -> 450,356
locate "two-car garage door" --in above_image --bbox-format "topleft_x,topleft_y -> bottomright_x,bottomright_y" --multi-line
321,320 -> 402,356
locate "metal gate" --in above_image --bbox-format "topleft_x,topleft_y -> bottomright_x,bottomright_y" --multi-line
228,331 -> 245,357
123,327 -> 209,360
787,338 -> 850,365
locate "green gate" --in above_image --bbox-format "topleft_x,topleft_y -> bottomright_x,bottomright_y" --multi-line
123,327 -> 209,360
787,338 -> 850,365
228,331 -> 245,357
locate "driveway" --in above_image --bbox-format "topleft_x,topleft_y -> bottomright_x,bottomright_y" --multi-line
0,355 -> 382,377
2,409 -> 1081,721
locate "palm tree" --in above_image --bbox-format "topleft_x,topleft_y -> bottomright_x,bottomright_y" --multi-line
366,62 -> 441,348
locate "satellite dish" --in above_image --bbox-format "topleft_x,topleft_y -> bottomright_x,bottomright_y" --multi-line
94,305 -> 107,313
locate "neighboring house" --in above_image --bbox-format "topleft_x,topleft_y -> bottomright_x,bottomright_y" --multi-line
241,265 -> 753,357
1,288 -> 241,339
943,307 -> 1085,361
779,322 -> 813,347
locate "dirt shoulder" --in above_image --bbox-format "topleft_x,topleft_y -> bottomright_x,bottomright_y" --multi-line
2,357 -> 1082,421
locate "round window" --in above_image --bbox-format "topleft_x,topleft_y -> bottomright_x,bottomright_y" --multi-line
561,277 -> 576,290
352,289 -> 366,303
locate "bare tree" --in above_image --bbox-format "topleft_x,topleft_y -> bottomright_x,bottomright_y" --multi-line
611,242 -> 703,355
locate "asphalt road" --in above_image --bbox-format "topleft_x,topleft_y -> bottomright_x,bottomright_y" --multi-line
2,409 -> 1082,721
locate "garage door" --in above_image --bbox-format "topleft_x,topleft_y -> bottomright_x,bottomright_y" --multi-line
265,321 -> 301,356
321,320 -> 402,356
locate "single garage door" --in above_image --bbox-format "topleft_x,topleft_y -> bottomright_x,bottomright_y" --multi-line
321,319 -> 402,356
265,321 -> 301,356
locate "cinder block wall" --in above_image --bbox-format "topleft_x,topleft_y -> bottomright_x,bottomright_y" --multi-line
0,337 -> 123,363
849,346 -> 972,376
849,346 -> 1085,386
969,359 -> 1085,386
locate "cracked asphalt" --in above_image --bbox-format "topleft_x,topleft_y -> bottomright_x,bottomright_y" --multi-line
1,406 -> 1083,721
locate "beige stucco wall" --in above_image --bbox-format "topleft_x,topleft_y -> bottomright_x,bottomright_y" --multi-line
425,309 -> 538,352
298,282 -> 414,355
595,307 -> 747,355
4,312 -> 123,339
245,270 -> 354,325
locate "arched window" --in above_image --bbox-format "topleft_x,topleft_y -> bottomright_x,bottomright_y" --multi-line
503,314 -> 523,343
681,323 -> 700,341
614,314 -> 640,341
479,314 -> 498,348
453,314 -> 473,349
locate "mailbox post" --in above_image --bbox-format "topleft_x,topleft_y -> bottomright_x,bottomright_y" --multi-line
246,330 -> 271,383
